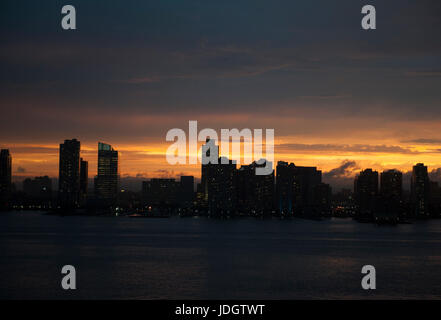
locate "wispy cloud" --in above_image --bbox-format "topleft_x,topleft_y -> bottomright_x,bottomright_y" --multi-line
403,138 -> 441,145
275,143 -> 422,154
298,94 -> 352,100
404,71 -> 441,78
16,166 -> 26,173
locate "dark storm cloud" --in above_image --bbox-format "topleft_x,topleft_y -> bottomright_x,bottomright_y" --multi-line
324,160 -> 359,179
322,160 -> 359,191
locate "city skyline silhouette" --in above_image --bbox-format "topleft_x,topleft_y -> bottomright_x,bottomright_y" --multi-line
2,138 -> 441,222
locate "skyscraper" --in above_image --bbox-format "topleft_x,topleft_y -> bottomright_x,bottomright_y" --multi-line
80,158 -> 88,202
313,183 -> 332,215
0,149 -> 12,208
380,169 -> 402,199
200,139 -> 236,216
276,161 -> 322,216
201,138 -> 219,205
94,142 -> 118,205
207,156 -> 237,216
293,165 -> 322,211
411,163 -> 430,218
180,176 -> 195,207
58,139 -> 81,208
237,160 -> 274,216
354,168 -> 378,218
430,181 -> 441,218
378,169 -> 403,219
276,161 -> 295,215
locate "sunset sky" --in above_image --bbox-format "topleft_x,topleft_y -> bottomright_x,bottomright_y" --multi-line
1,0 -> 441,190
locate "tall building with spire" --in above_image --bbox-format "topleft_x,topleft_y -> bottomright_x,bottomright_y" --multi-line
58,139 -> 81,208
201,138 -> 219,205
94,142 -> 119,205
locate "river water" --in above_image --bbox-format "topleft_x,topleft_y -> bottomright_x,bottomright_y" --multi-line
1,211 -> 441,299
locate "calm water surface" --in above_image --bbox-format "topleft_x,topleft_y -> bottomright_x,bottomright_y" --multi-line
1,211 -> 441,299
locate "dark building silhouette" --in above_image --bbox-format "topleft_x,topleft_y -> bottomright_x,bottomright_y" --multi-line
354,168 -> 378,218
200,139 -> 237,216
80,158 -> 88,199
411,163 -> 430,218
377,169 -> 403,220
58,139 -> 81,208
430,181 -> 441,217
142,178 -> 180,206
0,149 -> 12,208
294,166 -> 322,213
276,161 -> 295,214
237,160 -> 274,216
380,169 -> 402,199
276,161 -> 322,216
23,176 -> 52,198
332,188 -> 356,217
313,183 -> 332,215
179,176 -> 194,207
195,183 -> 205,208
23,176 -> 52,207
201,138 -> 219,206
94,142 -> 119,205
207,157 -> 237,216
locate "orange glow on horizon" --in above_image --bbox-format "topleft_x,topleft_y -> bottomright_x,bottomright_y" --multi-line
4,135 -> 441,182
